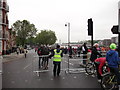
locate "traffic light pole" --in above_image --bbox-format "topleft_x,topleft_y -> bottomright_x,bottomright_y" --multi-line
88,18 -> 93,48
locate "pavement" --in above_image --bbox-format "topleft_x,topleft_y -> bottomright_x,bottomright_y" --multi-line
2,53 -> 24,63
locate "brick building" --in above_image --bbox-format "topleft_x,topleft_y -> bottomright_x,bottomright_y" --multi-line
0,0 -> 9,55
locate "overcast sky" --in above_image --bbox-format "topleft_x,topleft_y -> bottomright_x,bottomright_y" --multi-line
7,0 -> 120,43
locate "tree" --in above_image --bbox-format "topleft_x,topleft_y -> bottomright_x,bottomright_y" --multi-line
12,20 -> 37,46
26,37 -> 36,46
36,30 -> 57,45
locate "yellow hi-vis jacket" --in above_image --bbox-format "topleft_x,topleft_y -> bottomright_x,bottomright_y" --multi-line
53,49 -> 62,62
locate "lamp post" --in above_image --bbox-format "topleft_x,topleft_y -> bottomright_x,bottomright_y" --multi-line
65,22 -> 70,72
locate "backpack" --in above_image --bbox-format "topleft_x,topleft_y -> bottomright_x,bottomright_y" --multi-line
41,47 -> 49,55
37,48 -> 41,56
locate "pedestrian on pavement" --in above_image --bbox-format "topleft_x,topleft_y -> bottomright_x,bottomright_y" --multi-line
90,43 -> 102,62
49,44 -> 63,77
106,43 -> 120,89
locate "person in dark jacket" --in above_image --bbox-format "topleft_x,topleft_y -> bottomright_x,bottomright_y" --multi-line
106,43 -> 120,89
37,46 -> 42,69
80,43 -> 88,65
90,43 -> 102,62
41,46 -> 50,70
49,44 -> 63,77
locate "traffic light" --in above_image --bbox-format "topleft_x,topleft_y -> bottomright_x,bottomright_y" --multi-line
111,25 -> 119,34
88,18 -> 93,35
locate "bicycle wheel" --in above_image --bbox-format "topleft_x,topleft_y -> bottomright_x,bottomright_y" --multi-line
101,74 -> 115,90
85,62 -> 96,75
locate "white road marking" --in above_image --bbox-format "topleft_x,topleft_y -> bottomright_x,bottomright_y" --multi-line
23,63 -> 31,70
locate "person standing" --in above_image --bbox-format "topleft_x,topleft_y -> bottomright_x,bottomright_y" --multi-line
80,43 -> 88,65
106,43 -> 120,89
37,46 -> 42,69
49,44 -> 63,77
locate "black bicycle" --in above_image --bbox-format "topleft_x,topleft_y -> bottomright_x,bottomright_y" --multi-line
85,61 -> 108,75
101,72 -> 118,90
85,61 -> 96,75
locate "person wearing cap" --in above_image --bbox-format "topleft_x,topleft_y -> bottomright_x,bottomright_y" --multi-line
90,43 -> 102,62
49,44 -> 63,77
106,43 -> 120,89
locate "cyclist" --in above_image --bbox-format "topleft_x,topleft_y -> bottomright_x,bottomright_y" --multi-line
106,43 -> 120,89
90,43 -> 102,62
94,57 -> 110,82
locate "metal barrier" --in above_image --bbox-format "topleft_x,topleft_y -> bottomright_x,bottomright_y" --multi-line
33,55 -> 50,77
64,53 -> 91,74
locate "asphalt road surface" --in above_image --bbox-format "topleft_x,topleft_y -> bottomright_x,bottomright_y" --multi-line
2,49 -> 102,89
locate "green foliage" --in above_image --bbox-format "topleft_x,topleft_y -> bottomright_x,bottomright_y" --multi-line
12,20 -> 37,46
36,30 -> 57,45
26,37 -> 36,46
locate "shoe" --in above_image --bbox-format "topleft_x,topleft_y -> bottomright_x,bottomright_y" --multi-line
97,79 -> 101,83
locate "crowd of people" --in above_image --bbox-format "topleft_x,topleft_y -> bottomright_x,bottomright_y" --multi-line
35,42 -> 120,89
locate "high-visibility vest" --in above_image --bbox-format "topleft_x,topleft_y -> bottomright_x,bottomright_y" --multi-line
53,49 -> 62,62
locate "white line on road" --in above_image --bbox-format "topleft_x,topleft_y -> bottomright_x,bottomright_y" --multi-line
23,63 -> 31,70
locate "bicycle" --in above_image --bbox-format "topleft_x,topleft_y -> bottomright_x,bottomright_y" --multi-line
85,61 -> 108,75
85,61 -> 96,75
101,72 -> 118,90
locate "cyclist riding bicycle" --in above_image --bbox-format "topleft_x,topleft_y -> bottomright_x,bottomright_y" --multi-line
94,57 -> 110,82
90,43 -> 102,62
106,43 -> 120,89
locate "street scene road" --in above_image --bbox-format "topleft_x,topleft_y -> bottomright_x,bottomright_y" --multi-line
2,49 -> 102,88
